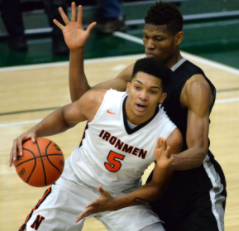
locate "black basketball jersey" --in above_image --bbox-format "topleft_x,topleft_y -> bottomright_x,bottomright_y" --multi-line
162,59 -> 216,156
149,59 -> 226,229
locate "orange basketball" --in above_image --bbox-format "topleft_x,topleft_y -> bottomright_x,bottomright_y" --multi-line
14,137 -> 64,187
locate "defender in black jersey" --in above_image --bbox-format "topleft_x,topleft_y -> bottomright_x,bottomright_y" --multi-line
54,2 -> 226,231
147,59 -> 226,231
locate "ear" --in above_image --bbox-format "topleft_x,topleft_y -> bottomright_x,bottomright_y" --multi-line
174,31 -> 183,46
126,82 -> 131,94
159,93 -> 167,104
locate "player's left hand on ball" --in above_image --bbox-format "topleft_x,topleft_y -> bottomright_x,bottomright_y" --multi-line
154,137 -> 174,169
9,132 -> 36,167
75,185 -> 115,222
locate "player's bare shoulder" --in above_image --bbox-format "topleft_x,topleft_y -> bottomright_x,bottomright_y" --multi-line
180,74 -> 213,111
79,89 -> 108,121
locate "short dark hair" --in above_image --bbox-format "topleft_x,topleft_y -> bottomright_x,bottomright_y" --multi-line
131,58 -> 172,91
145,1 -> 183,35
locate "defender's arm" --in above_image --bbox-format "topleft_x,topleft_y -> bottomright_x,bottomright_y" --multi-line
75,129 -> 182,221
69,55 -> 133,102
54,3 -> 133,101
92,63 -> 134,91
170,74 -> 213,170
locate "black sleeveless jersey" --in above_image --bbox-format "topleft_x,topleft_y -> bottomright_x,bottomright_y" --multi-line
162,59 -> 216,159
149,60 -> 225,223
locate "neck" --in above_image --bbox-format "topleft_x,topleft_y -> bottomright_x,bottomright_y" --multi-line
166,51 -> 183,69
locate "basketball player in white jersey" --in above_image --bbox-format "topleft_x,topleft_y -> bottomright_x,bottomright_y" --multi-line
53,4 -> 226,231
10,58 -> 182,231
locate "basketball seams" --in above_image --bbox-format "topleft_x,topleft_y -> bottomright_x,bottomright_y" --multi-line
15,138 -> 64,187
46,154 -> 64,156
15,155 -> 62,168
45,157 -> 62,174
15,148 -> 37,184
45,141 -> 62,175
15,148 -> 36,168
46,155 -> 62,173
36,140 -> 47,186
26,150 -> 36,184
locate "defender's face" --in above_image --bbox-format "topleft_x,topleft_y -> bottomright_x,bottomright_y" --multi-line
126,72 -> 167,123
143,24 -> 178,64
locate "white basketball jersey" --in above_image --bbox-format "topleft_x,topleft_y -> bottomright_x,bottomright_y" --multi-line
70,89 -> 176,193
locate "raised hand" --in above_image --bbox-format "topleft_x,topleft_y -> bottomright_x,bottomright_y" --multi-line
9,132 -> 36,167
154,137 -> 174,169
75,185 -> 116,223
53,2 -> 96,50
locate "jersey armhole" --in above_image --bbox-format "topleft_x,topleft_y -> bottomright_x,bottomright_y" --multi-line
88,90 -> 111,126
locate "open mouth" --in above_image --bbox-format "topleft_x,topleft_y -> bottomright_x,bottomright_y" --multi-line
136,104 -> 147,112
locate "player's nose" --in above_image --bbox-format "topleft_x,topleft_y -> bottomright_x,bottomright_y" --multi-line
145,38 -> 156,50
139,91 -> 148,101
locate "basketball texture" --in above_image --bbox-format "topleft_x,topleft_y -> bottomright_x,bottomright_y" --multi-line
14,137 -> 64,187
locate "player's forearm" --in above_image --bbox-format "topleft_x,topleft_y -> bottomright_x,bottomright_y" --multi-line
170,146 -> 207,170
69,48 -> 91,102
29,108 -> 70,137
113,183 -> 164,210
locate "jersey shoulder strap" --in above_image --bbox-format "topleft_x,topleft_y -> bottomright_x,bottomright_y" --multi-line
90,89 -> 127,125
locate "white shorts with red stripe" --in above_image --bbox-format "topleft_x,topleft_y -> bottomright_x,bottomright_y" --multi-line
20,158 -> 163,231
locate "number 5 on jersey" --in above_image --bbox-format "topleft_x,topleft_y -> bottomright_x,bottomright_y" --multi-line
104,151 -> 125,172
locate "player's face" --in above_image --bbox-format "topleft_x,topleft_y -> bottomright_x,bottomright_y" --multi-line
143,24 -> 178,65
126,72 -> 167,124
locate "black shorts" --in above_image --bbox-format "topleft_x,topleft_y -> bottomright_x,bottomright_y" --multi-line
148,157 -> 227,231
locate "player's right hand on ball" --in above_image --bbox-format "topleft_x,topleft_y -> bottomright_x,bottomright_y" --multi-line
9,132 -> 36,167
154,137 -> 174,169
53,2 -> 96,50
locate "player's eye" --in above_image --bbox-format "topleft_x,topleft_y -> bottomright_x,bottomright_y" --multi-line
156,38 -> 163,42
135,86 -> 141,90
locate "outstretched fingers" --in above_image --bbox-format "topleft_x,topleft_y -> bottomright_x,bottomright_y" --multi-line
77,5 -> 83,26
97,185 -> 105,194
86,22 -> 97,34
155,137 -> 163,149
53,19 -> 64,30
165,146 -> 172,159
85,199 -> 98,209
160,138 -> 167,151
168,154 -> 174,164
58,7 -> 70,25
53,6 -> 69,30
76,208 -> 92,222
71,2 -> 77,22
